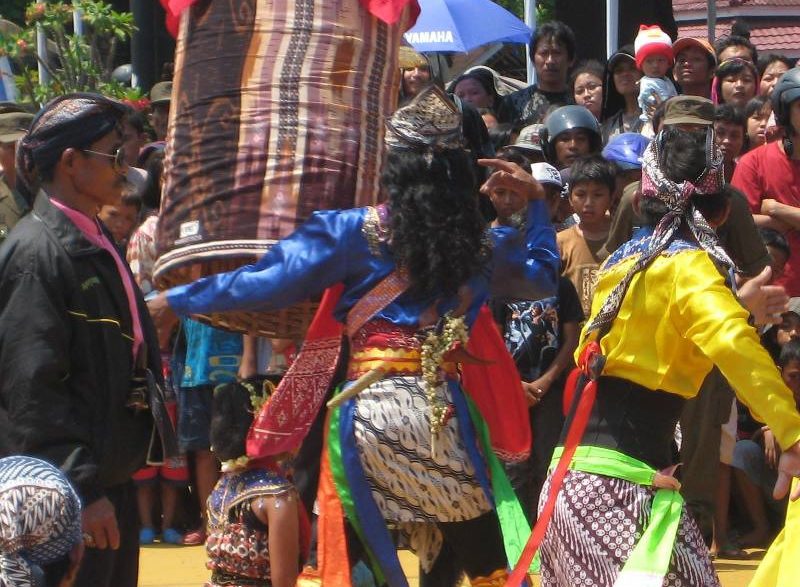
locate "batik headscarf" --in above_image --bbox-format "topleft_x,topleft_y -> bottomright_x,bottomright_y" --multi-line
0,456 -> 81,587
385,84 -> 464,152
15,93 -> 128,203
584,128 -> 735,335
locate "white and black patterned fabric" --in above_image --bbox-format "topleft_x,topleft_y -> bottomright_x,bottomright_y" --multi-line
384,85 -> 464,152
352,375 -> 492,570
0,456 -> 81,587
538,470 -> 720,587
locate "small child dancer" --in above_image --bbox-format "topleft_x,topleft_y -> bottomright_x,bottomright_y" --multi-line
634,25 -> 678,123
205,378 -> 300,587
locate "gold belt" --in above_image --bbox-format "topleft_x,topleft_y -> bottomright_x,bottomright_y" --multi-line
347,347 -> 458,380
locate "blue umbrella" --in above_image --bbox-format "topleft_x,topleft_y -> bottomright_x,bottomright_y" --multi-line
403,0 -> 533,53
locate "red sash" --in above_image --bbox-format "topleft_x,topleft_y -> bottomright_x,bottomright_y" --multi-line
505,342 -> 605,586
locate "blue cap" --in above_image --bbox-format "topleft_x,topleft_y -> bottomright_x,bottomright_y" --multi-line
602,133 -> 651,171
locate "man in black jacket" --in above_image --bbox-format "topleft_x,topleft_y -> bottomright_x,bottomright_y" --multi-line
0,93 -> 162,587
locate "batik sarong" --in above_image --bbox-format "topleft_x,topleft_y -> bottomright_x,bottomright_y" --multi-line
352,375 -> 492,569
538,469 -> 720,587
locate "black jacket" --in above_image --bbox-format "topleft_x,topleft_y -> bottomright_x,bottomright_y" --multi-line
0,192 -> 159,504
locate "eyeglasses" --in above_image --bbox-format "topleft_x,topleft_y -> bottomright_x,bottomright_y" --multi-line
81,146 -> 127,175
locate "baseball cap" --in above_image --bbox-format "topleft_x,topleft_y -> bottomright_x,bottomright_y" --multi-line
0,111 -> 34,143
788,297 -> 800,318
530,162 -> 563,189
672,37 -> 717,67
513,123 -> 544,153
607,49 -> 635,72
149,81 -> 173,105
662,95 -> 714,126
125,166 -> 148,195
602,133 -> 651,170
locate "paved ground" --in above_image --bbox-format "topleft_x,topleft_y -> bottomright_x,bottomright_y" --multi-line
139,544 -> 765,586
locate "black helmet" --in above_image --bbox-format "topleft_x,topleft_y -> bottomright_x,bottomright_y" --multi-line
539,105 -> 602,165
771,67 -> 800,129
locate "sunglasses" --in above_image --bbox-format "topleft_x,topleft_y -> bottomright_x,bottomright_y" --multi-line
81,146 -> 127,174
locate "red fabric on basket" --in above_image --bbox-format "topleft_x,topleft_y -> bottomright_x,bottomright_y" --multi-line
359,0 -> 420,25
160,0 -> 419,38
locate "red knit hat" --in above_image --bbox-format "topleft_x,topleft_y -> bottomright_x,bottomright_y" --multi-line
634,25 -> 674,70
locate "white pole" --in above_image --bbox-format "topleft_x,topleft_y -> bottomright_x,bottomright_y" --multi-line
36,24 -> 49,86
73,7 -> 84,36
606,0 -> 619,58
0,56 -> 18,102
524,0 -> 536,85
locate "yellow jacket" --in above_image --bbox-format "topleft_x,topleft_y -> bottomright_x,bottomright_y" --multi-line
578,234 -> 800,451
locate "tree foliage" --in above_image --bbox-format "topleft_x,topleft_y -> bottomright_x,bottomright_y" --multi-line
494,0 -> 555,22
0,1 -> 140,105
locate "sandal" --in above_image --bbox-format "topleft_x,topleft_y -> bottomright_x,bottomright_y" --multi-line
716,543 -> 749,559
139,527 -> 156,545
182,528 -> 207,546
162,527 -> 183,545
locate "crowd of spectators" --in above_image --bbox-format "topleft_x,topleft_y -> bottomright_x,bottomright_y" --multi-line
1,13 -> 800,587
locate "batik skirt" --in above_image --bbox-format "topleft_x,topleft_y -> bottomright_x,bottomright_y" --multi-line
350,375 -> 493,569
538,469 -> 720,587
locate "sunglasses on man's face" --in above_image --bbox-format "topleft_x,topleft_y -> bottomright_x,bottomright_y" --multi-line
81,146 -> 127,175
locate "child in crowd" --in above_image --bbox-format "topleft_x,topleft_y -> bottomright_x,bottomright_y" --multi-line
731,339 -> 800,549
487,153 -> 585,521
761,227 -> 791,283
531,161 -> 565,209
131,366 -> 189,545
98,193 -> 141,248
126,151 -> 190,545
714,104 -> 747,182
634,25 -> 678,124
745,95 -> 772,150
727,232 -> 793,553
205,378 -> 300,587
557,155 -> 616,318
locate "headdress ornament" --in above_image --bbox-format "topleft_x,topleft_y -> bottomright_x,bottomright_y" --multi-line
585,129 -> 734,334
385,84 -> 463,152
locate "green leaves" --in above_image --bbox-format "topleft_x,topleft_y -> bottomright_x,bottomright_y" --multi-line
3,0 -> 141,106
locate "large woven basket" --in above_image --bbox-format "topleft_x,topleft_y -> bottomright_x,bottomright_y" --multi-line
153,0 -> 410,336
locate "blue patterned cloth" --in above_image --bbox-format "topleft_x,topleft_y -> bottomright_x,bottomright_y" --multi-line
0,456 -> 81,587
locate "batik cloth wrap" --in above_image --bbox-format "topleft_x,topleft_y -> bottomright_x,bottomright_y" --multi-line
0,456 -> 82,587
325,373 -> 533,587
15,93 -> 127,203
537,454 -> 719,587
584,129 -> 734,336
538,446 -> 713,587
205,468 -> 294,587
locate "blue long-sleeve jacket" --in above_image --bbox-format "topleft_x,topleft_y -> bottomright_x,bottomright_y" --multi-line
167,200 -> 559,329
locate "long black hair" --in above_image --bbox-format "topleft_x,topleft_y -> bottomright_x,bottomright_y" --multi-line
383,148 -> 489,297
210,377 -> 276,462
